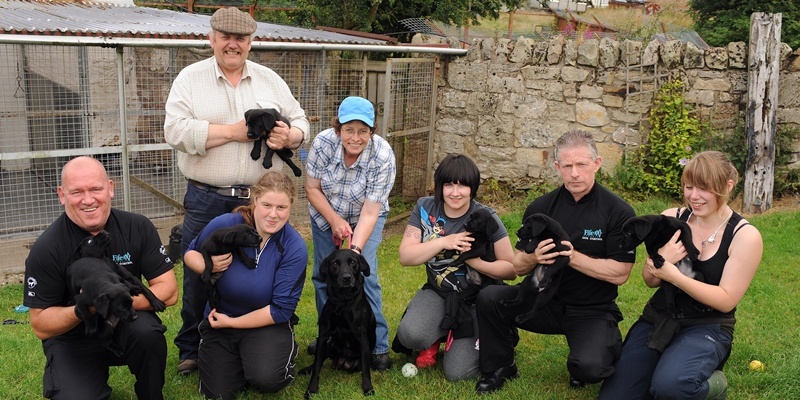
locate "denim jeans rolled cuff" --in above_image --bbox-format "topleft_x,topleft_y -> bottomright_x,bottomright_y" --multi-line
310,214 -> 390,354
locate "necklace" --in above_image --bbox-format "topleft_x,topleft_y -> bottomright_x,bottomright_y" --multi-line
693,209 -> 732,248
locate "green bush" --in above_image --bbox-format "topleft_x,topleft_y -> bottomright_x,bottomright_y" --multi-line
610,80 -> 706,200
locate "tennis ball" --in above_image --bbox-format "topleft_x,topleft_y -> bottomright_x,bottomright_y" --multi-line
401,362 -> 418,378
749,360 -> 765,371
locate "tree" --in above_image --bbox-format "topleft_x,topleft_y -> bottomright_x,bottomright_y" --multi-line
689,0 -> 800,49
502,0 -> 529,39
289,0 -> 502,37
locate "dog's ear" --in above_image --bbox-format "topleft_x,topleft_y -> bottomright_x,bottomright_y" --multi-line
631,218 -> 653,241
260,113 -> 277,134
320,251 -> 334,279
357,253 -> 371,277
95,293 -> 111,318
483,212 -> 499,235
527,214 -> 549,238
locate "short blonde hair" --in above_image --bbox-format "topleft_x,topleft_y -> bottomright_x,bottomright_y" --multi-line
682,150 -> 739,207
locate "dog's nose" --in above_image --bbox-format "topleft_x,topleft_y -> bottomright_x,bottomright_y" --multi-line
340,274 -> 353,286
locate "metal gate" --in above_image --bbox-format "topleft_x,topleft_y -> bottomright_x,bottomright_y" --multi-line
381,58 -> 437,200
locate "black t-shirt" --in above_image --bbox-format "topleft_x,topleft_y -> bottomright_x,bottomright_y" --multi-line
522,183 -> 635,305
23,209 -> 172,336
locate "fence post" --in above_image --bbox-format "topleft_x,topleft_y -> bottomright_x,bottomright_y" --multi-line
743,13 -> 781,214
116,46 -> 131,211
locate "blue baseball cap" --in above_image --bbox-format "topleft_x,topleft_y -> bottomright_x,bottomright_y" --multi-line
338,96 -> 375,128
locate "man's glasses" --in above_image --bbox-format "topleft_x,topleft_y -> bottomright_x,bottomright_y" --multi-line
341,128 -> 372,139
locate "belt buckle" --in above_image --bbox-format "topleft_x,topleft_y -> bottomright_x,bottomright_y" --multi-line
235,186 -> 250,199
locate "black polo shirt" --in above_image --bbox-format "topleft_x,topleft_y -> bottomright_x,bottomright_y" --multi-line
24,209 -> 172,336
521,183 -> 635,305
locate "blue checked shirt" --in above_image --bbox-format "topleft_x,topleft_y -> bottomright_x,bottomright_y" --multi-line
306,128 -> 396,231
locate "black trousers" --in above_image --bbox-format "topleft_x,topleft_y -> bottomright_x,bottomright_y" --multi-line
476,285 -> 623,384
42,312 -> 167,400
198,319 -> 298,399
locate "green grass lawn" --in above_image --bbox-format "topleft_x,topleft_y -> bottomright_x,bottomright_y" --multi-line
1,200 -> 798,399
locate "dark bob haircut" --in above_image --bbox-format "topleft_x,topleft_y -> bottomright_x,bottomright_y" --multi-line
433,154 -> 480,204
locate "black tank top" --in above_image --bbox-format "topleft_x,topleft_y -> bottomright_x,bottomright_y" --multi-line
646,208 -> 747,321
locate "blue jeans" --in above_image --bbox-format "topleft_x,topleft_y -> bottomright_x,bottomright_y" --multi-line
311,215 -> 390,354
174,183 -> 249,361
599,320 -> 732,400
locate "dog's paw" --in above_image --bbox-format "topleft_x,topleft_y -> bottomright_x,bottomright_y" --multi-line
304,389 -> 317,399
364,387 -> 375,396
151,298 -> 167,312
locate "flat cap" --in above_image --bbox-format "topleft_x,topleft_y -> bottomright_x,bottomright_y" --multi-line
210,7 -> 257,36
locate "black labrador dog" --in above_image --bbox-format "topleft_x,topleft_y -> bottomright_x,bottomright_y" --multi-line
244,108 -> 303,177
68,231 -> 167,355
198,224 -> 262,310
301,249 -> 376,398
453,208 -> 499,264
502,213 -> 570,324
621,214 -> 702,312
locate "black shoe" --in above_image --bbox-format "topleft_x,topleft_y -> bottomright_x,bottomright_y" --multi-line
307,339 -> 317,355
476,364 -> 519,394
569,376 -> 586,389
370,353 -> 392,371
177,359 -> 198,376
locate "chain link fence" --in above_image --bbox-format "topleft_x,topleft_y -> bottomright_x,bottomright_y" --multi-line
0,41 -> 437,272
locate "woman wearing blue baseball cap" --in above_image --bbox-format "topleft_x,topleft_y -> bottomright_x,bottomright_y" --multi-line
305,96 -> 397,371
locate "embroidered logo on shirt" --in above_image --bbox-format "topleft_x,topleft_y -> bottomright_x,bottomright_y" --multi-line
112,252 -> 133,266
582,228 -> 603,241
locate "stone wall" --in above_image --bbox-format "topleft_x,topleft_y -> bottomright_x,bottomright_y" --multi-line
431,35 -> 800,188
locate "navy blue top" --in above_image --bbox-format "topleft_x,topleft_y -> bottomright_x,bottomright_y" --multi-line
188,213 -> 308,324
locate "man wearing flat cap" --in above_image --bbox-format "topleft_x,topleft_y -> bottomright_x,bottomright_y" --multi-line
164,6 -> 309,377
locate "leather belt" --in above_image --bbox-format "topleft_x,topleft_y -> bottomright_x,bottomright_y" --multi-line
188,179 -> 250,199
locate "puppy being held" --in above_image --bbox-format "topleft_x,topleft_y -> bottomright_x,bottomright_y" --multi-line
621,214 -> 702,312
452,208 -> 498,264
301,248 -> 376,398
502,213 -> 570,324
198,224 -> 262,310
68,231 -> 166,354
621,215 -> 700,277
244,108 -> 303,177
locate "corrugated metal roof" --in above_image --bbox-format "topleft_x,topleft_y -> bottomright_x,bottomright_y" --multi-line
0,0 -> 388,44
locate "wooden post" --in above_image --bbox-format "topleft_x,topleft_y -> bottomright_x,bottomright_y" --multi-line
743,13 -> 781,214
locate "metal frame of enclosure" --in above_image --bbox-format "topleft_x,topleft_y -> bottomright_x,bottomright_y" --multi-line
0,35 -> 465,271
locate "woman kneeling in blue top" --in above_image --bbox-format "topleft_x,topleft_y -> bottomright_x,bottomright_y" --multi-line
184,170 -> 309,399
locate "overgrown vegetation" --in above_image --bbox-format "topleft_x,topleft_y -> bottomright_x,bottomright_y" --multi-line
689,0 -> 800,49
608,80 -> 800,203
608,80 -> 706,201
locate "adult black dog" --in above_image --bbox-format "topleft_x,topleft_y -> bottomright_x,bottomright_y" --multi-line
301,249 -> 376,398
68,231 -> 167,355
621,214 -> 702,312
198,224 -> 262,310
501,213 -> 570,324
244,108 -> 303,177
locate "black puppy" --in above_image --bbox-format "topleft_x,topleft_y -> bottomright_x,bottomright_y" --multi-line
198,224 -> 262,310
453,208 -> 499,264
301,249 -> 376,398
502,213 -> 570,324
244,108 -> 303,177
621,215 -> 702,312
68,231 -> 166,355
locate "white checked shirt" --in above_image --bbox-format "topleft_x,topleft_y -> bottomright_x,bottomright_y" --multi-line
164,57 -> 309,187
305,128 -> 396,230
